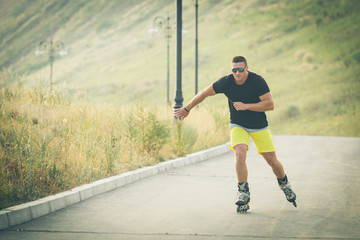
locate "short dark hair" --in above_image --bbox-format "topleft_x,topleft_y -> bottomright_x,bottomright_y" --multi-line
232,56 -> 247,66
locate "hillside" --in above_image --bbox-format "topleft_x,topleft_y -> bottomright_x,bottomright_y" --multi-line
1,0 -> 360,136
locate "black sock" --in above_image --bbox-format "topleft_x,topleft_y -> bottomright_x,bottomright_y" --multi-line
277,175 -> 288,184
238,182 -> 249,192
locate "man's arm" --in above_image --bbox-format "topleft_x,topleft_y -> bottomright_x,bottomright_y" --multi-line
174,84 -> 216,119
233,92 -> 274,112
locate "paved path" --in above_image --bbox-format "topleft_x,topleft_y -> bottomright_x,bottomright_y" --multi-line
1,135 -> 359,240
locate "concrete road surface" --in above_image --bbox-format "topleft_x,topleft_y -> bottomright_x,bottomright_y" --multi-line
1,135 -> 359,240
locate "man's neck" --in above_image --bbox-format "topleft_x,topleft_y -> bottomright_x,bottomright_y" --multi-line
234,71 -> 249,85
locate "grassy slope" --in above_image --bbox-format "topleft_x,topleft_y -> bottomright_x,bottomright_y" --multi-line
0,0 -> 359,136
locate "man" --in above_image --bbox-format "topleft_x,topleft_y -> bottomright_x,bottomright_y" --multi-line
174,56 -> 296,213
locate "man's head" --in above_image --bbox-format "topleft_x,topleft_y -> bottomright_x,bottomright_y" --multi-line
232,56 -> 247,66
231,56 -> 248,84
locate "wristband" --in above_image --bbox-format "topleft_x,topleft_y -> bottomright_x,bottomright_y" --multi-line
184,107 -> 190,112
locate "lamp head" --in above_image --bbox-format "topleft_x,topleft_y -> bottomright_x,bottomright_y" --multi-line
148,27 -> 158,34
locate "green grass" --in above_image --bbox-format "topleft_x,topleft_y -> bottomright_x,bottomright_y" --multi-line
1,0 -> 358,108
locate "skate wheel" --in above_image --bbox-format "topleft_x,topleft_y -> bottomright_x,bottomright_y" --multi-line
236,204 -> 249,213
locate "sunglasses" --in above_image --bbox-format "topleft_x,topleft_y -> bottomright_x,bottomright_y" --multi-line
232,67 -> 245,73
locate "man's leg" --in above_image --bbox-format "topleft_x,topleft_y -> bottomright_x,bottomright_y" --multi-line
251,129 -> 297,206
233,144 -> 248,182
233,144 -> 250,212
261,151 -> 285,179
230,127 -> 250,182
230,127 -> 251,212
250,129 -> 284,178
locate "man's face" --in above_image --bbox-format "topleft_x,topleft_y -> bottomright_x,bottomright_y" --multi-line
231,62 -> 248,84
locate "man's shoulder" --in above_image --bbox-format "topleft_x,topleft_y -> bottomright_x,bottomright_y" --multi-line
220,74 -> 234,82
248,71 -> 264,81
213,74 -> 234,93
248,71 -> 267,85
247,71 -> 270,94
214,74 -> 234,86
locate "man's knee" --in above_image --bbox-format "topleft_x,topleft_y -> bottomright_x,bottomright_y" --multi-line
261,152 -> 278,166
234,144 -> 247,163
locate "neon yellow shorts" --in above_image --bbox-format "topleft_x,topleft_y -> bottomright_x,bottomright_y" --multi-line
230,127 -> 275,154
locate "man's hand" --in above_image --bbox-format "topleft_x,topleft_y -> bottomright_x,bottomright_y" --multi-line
233,102 -> 248,111
233,93 -> 274,112
174,107 -> 190,120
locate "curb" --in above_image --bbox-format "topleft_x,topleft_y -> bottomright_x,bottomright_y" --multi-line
0,142 -> 231,230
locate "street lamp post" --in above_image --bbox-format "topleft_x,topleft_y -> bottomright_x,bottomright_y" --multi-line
35,38 -> 67,91
149,16 -> 171,105
195,0 -> 199,95
174,0 -> 184,111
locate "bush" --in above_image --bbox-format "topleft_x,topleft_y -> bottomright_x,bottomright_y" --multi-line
96,19 -> 114,33
285,105 -> 300,119
122,103 -> 170,156
172,120 -> 198,156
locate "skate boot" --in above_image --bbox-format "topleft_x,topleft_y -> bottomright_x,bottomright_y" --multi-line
277,175 -> 297,207
235,182 -> 250,213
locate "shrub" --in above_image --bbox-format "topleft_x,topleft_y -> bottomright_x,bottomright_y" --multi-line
121,103 -> 170,156
285,105 -> 300,119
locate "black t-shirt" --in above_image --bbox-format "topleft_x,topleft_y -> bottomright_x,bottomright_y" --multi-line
212,72 -> 270,129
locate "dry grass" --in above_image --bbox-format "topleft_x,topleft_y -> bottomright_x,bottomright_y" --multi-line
0,72 -> 229,209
